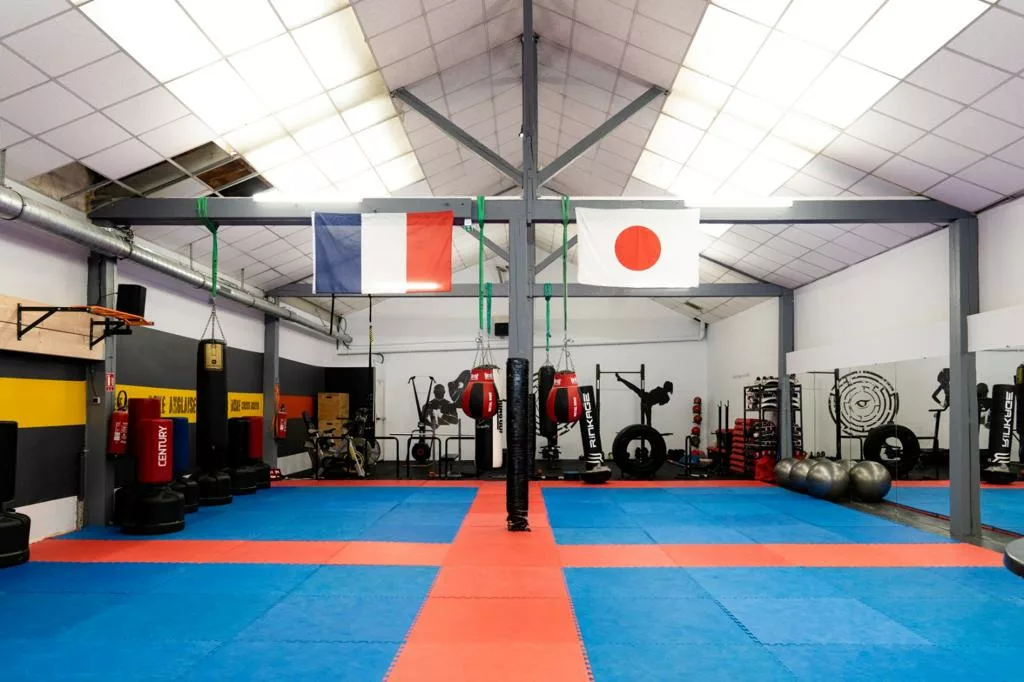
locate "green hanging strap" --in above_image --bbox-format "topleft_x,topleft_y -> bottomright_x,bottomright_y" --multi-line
560,196 -> 570,336
196,197 -> 220,298
485,282 -> 493,337
476,196 -> 486,333
544,283 -> 552,359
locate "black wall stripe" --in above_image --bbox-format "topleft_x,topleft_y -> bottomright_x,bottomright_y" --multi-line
118,327 -> 263,393
13,425 -> 82,507
325,368 -> 374,416
0,349 -> 89,381
280,357 -> 325,396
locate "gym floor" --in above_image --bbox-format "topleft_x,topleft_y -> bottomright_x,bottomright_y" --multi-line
886,481 -> 1024,536
1,481 -> 1019,681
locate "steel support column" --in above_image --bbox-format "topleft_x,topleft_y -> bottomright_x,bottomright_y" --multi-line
84,253 -> 117,526
263,314 -> 280,467
948,217 -> 981,541
777,289 -> 794,461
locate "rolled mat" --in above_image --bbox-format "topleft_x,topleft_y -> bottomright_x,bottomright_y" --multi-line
506,357 -> 530,531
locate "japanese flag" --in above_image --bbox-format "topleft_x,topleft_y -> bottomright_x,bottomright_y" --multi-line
576,208 -> 703,287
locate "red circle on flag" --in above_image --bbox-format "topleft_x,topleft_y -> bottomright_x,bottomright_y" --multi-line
615,225 -> 661,271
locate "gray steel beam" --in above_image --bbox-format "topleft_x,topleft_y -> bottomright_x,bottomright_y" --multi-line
90,197 -> 972,227
462,223 -> 510,262
392,88 -> 521,185
269,282 -> 784,298
948,216 -> 981,542
777,289 -> 794,462
538,86 -> 666,186
84,253 -> 117,526
262,314 -> 280,467
535,235 -> 576,275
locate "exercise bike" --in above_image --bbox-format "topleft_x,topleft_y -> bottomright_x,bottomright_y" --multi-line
303,408 -> 380,479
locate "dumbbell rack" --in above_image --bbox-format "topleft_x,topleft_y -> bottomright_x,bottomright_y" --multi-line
730,378 -> 803,478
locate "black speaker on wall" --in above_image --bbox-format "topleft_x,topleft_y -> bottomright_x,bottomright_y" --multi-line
0,421 -> 18,509
116,284 -> 147,317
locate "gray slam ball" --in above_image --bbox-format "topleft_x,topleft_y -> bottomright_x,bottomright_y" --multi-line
775,459 -> 796,488
849,460 -> 892,502
788,459 -> 814,492
806,460 -> 851,501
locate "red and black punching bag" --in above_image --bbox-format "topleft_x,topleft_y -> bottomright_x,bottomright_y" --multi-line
136,418 -> 173,485
127,398 -> 162,459
461,366 -> 498,420
546,371 -> 582,424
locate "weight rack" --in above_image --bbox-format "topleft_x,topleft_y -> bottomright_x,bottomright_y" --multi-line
731,377 -> 803,477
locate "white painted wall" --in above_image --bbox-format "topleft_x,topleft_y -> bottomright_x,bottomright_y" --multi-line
789,229 -> 950,371
706,298 -> 779,428
970,196 -> 1024,350
0,218 -> 88,303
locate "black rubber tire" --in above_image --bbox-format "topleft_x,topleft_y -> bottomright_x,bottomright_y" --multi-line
411,441 -> 430,463
612,424 -> 667,479
863,424 -> 920,478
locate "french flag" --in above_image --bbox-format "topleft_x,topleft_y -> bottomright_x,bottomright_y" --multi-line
312,211 -> 453,294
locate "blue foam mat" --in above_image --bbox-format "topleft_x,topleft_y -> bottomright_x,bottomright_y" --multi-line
888,487 -> 1024,535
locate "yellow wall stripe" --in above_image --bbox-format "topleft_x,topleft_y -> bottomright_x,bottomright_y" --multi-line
0,378 -> 86,428
116,385 -> 263,423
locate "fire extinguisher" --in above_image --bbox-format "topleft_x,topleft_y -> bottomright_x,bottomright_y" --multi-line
107,390 -> 129,456
275,404 -> 288,440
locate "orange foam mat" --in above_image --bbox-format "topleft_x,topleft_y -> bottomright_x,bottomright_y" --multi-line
431,566 -> 569,599
29,539 -> 151,563
661,544 -> 793,567
558,544 -> 677,567
537,480 -> 771,488
766,543 -> 1003,568
274,480 -> 481,488
387,642 -> 590,682
892,480 -> 1024,489
327,541 -> 449,566
405,598 -> 581,643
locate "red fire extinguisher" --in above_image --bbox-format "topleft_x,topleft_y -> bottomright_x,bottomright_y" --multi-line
274,404 -> 288,440
108,390 -> 129,456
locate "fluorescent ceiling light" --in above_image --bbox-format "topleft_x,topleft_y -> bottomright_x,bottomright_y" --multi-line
293,9 -> 376,90
714,0 -> 792,26
293,115 -> 349,152
223,117 -> 285,154
646,115 -> 703,163
376,152 -> 425,192
686,134 -> 749,179
311,137 -> 370,182
730,155 -> 798,194
722,91 -> 783,129
777,0 -> 884,50
245,136 -> 303,172
670,167 -> 723,199
843,0 -> 987,78
756,136 -> 815,169
708,114 -> 766,150
737,31 -> 832,106
663,95 -> 718,130
342,95 -> 397,134
230,35 -> 323,111
773,113 -> 840,153
82,0 -> 219,81
683,6 -> 770,85
270,0 -> 347,29
277,94 -> 337,134
671,68 -> 733,108
354,118 -> 413,165
684,197 -> 794,208
178,0 -> 284,55
796,58 -> 898,128
632,150 -> 682,190
262,157 -> 330,193
167,61 -> 269,133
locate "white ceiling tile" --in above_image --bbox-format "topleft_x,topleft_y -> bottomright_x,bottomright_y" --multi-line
263,157 -> 331,192
958,156 -> 1024,194
799,249 -> 845,272
564,78 -> 613,111
885,223 -> 939,239
2,138 -> 71,181
777,0 -> 885,51
633,150 -> 682,189
167,61 -> 268,134
1001,0 -> 1024,14
102,87 -> 189,136
41,112 -> 129,158
974,77 -> 1024,127
621,46 -> 679,89
823,134 -> 892,173
440,53 -> 491,92
139,115 -> 214,158
293,115 -> 349,152
179,0 -> 284,54
485,0 -> 518,19
369,17 -> 432,67
571,23 -> 626,67
534,4 -> 573,44
784,259 -> 829,280
994,137 -> 1024,167
902,134 -> 985,174
832,231 -> 886,258
0,0 -> 70,37
0,119 -> 30,147
352,0 -> 423,37
687,134 -> 749,180
934,108 -> 1024,154
684,5 -> 768,85
270,0 -> 348,28
872,155 -> 946,193
815,241 -> 862,265
277,93 -> 337,134
800,155 -> 866,188
4,9 -> 116,76
230,35 -> 323,111
82,138 -> 162,179
907,49 -> 1012,105
575,0 -> 634,40
778,226 -> 826,250
382,48 -> 438,89
486,9 -> 520,47
757,236 -> 806,260
311,136 -> 370,181
354,117 -> 412,164
749,242 -> 795,265
729,225 -> 776,244
852,223 -> 910,248
949,6 -> 1024,72
57,52 -> 156,110
427,0 -> 485,43
928,176 -> 1003,210
293,8 -> 377,90
872,83 -> 963,129
845,111 -> 926,153
849,174 -> 910,197
569,52 -> 618,91
148,177 -> 209,198
782,171 -> 843,196
0,45 -> 47,100
638,0 -> 706,33
0,82 -> 91,134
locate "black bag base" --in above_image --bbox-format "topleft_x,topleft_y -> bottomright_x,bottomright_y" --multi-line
250,460 -> 272,490
228,464 -> 260,495
197,470 -> 233,506
120,487 -> 186,536
0,512 -> 30,568
171,478 -> 200,514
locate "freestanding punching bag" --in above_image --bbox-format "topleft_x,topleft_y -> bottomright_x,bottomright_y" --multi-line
120,418 -> 186,535
226,417 -> 258,495
168,417 -> 198,514
984,384 -> 1017,484
0,421 -> 30,567
196,339 -> 232,505
245,417 -> 271,489
115,398 -> 162,525
506,358 -> 530,531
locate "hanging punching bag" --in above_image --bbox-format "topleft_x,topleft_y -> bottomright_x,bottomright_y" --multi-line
195,339 -> 232,505
462,366 -> 498,420
538,364 -> 557,439
546,371 -> 582,424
